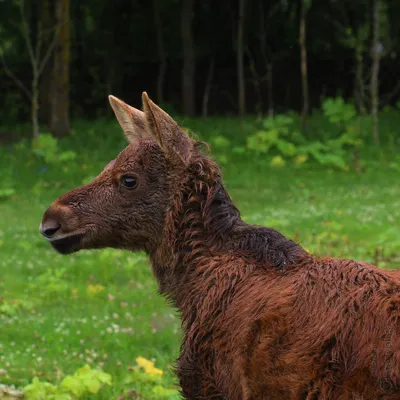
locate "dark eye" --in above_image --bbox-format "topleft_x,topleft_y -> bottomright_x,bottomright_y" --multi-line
121,175 -> 137,189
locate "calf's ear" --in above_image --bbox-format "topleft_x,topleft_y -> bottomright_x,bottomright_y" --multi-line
108,95 -> 150,142
141,92 -> 193,166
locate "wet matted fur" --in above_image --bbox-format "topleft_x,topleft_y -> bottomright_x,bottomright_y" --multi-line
41,93 -> 400,400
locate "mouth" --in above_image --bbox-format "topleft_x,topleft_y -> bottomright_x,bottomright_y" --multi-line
49,234 -> 84,254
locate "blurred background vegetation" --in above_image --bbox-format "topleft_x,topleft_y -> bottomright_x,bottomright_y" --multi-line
0,0 -> 399,399
1,0 -> 399,134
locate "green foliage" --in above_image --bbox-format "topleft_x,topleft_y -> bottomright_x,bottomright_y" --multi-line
0,167 -> 16,200
21,357 -> 179,400
321,97 -> 367,143
32,134 -> 77,165
340,25 -> 370,52
209,135 -> 232,164
29,268 -> 69,297
123,358 -> 180,400
246,98 -> 365,170
321,96 -> 365,157
322,97 -> 356,125
23,365 -> 112,400
24,378 -> 59,400
210,134 -> 231,150
247,114 -> 298,157
60,365 -> 112,397
0,298 -> 34,317
32,134 -> 57,162
151,385 -> 180,399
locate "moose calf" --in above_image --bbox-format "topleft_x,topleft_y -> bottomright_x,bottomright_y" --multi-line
41,93 -> 400,399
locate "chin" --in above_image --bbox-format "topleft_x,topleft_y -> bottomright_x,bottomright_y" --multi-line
50,234 -> 85,254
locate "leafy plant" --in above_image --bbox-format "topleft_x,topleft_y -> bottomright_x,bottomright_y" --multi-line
60,365 -> 112,397
209,134 -> 232,164
0,298 -> 34,316
32,134 -> 77,165
123,357 -> 180,400
0,167 -> 16,200
210,135 -> 231,150
30,268 -> 69,296
86,284 -> 105,296
246,99 -> 364,170
322,97 -> 356,125
23,378 -> 59,400
247,114 -> 298,158
23,365 -> 112,400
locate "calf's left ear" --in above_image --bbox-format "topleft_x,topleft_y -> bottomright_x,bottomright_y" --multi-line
141,92 -> 193,166
109,95 -> 150,143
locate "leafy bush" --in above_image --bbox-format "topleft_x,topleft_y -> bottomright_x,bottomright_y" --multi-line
29,268 -> 69,297
32,133 -> 77,165
0,167 -> 16,200
0,298 -> 34,316
209,134 -> 232,164
322,97 -> 356,125
322,97 -> 366,144
246,97 -> 364,170
247,114 -> 298,159
23,365 -> 112,400
19,357 -> 180,399
21,358 -> 178,400
123,357 -> 180,399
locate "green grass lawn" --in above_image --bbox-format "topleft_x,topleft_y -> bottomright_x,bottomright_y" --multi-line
0,118 -> 399,399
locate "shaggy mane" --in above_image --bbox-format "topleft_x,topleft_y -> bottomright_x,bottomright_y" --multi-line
171,149 -> 306,272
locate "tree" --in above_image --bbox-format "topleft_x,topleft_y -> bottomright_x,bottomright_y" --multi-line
0,0 -> 57,139
334,0 -> 370,115
299,0 -> 310,133
246,2 -> 286,119
181,0 -> 195,116
153,0 -> 167,105
237,0 -> 246,117
354,26 -> 369,115
50,0 -> 71,137
202,58 -> 214,117
38,0 -> 53,124
2,0 -> 400,121
370,0 -> 382,145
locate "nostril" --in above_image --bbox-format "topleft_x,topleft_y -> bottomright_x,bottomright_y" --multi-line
40,220 -> 61,238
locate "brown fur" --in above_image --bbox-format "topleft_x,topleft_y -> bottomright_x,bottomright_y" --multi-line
40,93 -> 400,399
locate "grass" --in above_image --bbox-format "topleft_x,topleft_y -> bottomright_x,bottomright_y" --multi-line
0,115 -> 399,399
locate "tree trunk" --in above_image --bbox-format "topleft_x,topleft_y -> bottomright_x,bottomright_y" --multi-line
153,0 -> 166,105
50,0 -> 70,137
299,0 -> 309,133
267,63 -> 274,118
32,73 -> 40,139
371,0 -> 381,145
202,58 -> 214,117
181,0 -> 195,116
355,43 -> 366,115
237,0 -> 246,117
38,0 -> 53,125
247,49 -> 262,119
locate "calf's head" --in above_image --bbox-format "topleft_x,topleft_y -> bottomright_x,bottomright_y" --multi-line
40,93 -> 195,254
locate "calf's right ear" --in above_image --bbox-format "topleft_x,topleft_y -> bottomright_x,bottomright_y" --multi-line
141,92 -> 193,166
108,95 -> 150,142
